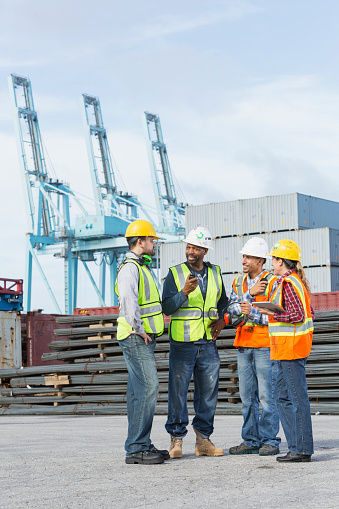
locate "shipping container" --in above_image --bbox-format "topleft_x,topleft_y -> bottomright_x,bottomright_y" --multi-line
22,313 -> 70,367
186,193 -> 339,238
213,228 -> 339,273
311,292 -> 339,311
0,311 -> 21,368
304,266 -> 339,293
160,239 -> 339,294
73,306 -> 120,316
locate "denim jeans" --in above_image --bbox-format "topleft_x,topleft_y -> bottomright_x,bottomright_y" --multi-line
118,334 -> 159,456
165,339 -> 220,439
237,347 -> 280,448
275,358 -> 314,455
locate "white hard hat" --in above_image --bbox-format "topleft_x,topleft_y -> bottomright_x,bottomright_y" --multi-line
183,227 -> 214,250
239,237 -> 269,258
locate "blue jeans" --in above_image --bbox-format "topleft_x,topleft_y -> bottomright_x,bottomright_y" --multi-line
275,358 -> 314,455
165,339 -> 220,439
237,347 -> 280,448
118,334 -> 159,456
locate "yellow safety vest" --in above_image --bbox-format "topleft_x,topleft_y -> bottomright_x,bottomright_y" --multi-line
115,259 -> 164,340
170,263 -> 222,342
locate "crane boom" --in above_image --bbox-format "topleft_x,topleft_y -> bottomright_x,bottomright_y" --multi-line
143,111 -> 186,234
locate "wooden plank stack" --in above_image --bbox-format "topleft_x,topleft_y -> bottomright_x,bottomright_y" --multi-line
0,311 -> 338,414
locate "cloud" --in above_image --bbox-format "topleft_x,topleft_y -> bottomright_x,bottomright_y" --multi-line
133,0 -> 261,43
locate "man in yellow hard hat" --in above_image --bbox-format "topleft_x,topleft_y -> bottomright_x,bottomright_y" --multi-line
115,219 -> 167,465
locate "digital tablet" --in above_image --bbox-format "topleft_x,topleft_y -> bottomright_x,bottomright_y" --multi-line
253,302 -> 285,313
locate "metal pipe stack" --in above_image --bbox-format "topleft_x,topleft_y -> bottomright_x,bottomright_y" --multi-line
0,311 -> 338,414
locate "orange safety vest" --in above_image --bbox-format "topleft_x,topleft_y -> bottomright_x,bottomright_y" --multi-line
268,272 -> 314,360
232,271 -> 277,348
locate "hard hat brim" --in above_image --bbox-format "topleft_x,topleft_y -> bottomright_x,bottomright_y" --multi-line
183,239 -> 214,250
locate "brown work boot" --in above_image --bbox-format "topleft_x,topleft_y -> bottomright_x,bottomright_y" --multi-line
169,436 -> 183,459
194,427 -> 223,457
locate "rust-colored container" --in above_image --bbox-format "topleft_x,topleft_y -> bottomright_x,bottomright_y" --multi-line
311,292 -> 339,311
22,313 -> 71,366
73,306 -> 120,316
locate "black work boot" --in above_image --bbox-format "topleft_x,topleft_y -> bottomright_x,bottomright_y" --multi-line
125,450 -> 164,464
276,452 -> 312,463
149,445 -> 170,460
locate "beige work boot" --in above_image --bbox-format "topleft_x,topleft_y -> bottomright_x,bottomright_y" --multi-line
194,427 -> 224,457
169,436 -> 183,459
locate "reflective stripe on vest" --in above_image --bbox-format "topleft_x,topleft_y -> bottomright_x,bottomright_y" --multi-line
233,271 -> 277,348
268,273 -> 313,360
170,263 -> 222,342
115,258 -> 164,340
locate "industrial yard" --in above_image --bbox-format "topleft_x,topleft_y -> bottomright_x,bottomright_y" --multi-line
1,414 -> 338,509
2,2 -> 339,507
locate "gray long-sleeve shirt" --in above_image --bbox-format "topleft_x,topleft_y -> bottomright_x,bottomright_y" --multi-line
116,252 -> 156,334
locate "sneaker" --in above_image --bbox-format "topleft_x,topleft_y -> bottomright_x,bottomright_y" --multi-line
169,436 -> 183,459
194,427 -> 223,457
229,443 -> 259,455
259,444 -> 280,456
125,450 -> 164,464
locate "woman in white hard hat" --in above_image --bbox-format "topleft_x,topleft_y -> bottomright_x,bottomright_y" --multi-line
259,239 -> 315,463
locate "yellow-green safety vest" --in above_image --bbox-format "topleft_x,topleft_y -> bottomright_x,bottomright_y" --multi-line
115,259 -> 164,340
170,263 -> 222,342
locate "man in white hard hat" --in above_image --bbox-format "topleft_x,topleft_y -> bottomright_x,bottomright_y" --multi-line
227,237 -> 281,456
162,227 -> 228,459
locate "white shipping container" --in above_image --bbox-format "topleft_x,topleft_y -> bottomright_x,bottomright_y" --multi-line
186,193 -> 339,238
160,236 -> 339,294
0,311 -> 21,369
305,266 -> 339,293
213,228 -> 339,273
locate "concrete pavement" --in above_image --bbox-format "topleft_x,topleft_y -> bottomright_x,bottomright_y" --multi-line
0,414 -> 338,508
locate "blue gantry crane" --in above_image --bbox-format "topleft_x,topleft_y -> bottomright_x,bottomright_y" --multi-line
143,111 -> 186,234
9,75 -> 185,314
8,74 -> 86,314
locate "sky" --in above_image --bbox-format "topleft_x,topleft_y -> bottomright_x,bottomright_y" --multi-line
1,0 -> 339,312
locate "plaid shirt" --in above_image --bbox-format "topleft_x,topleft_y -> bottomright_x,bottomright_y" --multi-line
272,270 -> 315,323
228,270 -> 268,325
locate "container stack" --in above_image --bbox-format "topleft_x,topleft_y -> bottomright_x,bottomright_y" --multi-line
160,193 -> 339,295
0,311 -> 338,414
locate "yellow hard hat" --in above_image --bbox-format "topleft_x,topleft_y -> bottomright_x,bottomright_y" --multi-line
125,220 -> 160,239
268,239 -> 301,261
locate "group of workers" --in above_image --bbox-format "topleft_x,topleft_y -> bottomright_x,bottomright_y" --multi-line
115,219 -> 314,465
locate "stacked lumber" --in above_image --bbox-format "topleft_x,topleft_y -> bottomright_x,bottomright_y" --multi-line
0,311 -> 338,414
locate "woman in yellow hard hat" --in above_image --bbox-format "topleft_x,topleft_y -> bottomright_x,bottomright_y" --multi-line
259,239 -> 315,463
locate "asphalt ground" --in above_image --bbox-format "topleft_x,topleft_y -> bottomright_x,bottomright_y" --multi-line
0,414 -> 338,509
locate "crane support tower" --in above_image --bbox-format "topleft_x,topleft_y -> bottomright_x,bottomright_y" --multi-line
8,74 -> 84,314
9,75 -> 129,313
143,112 -> 186,234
